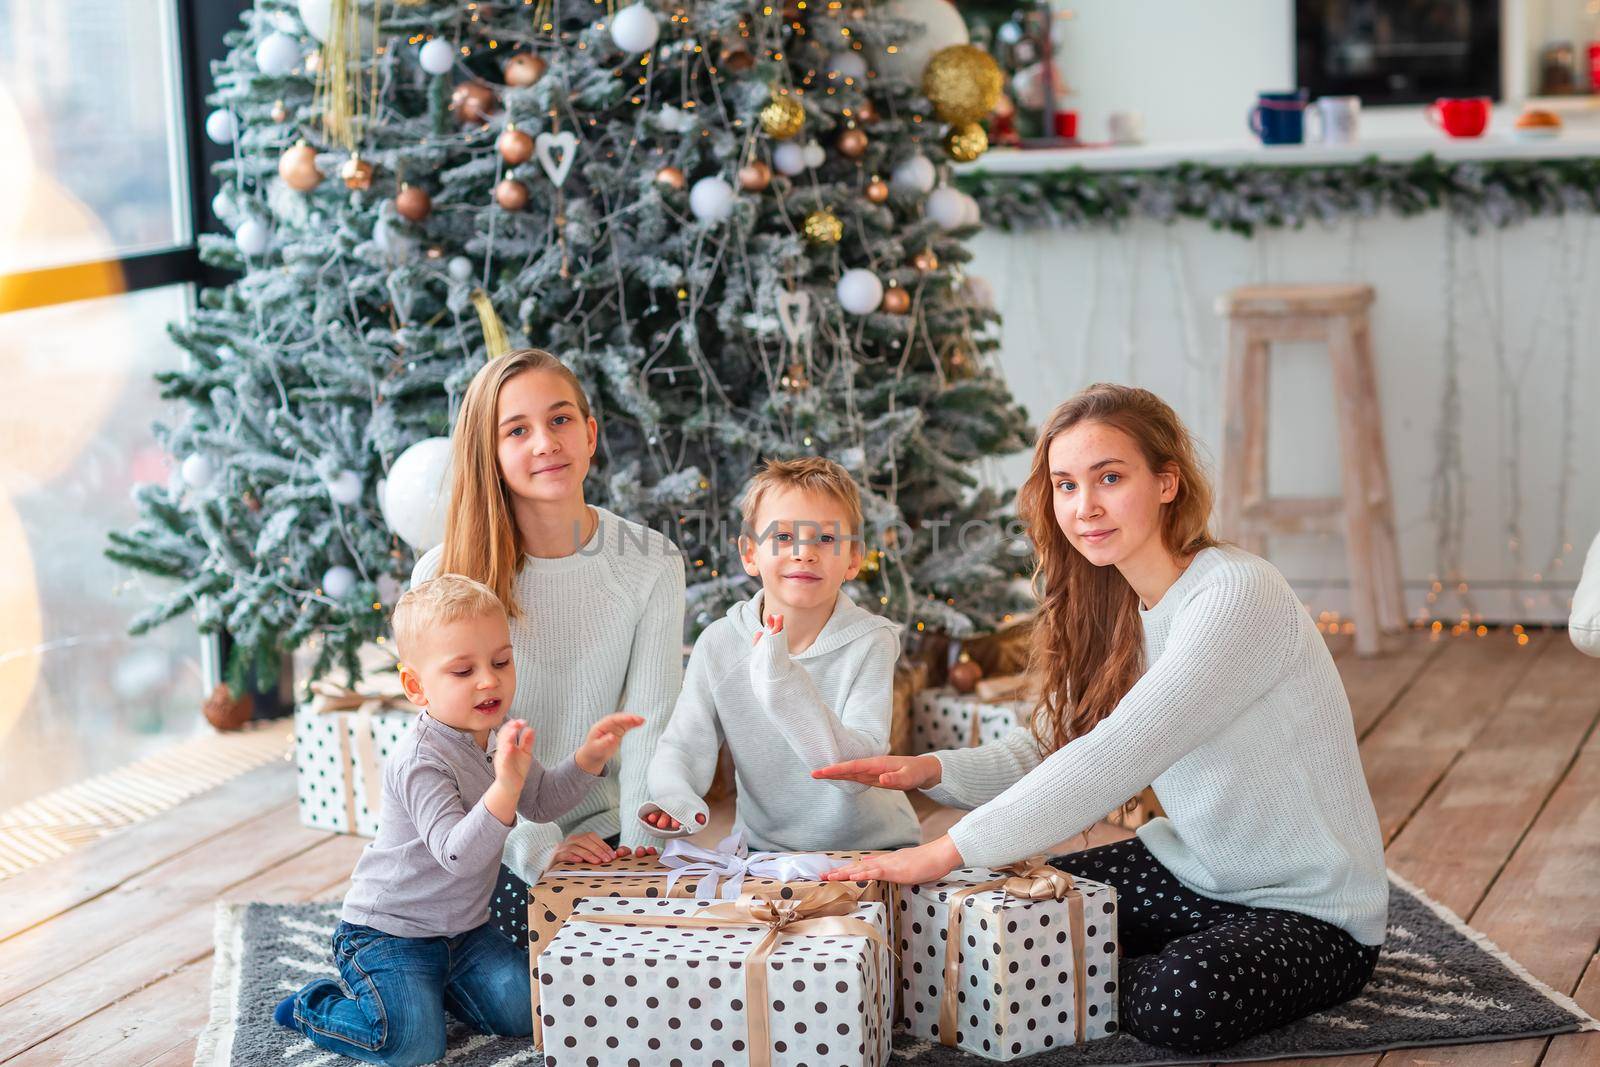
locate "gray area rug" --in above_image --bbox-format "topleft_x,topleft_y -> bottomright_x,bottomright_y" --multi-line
196,871 -> 1596,1066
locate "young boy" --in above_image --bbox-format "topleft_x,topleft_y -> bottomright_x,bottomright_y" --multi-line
639,457 -> 920,852
274,574 -> 641,1067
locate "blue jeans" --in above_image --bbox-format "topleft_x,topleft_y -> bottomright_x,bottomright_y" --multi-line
287,920 -> 533,1067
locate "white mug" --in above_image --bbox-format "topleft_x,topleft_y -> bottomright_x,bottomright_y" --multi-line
1310,95 -> 1361,144
1108,110 -> 1144,145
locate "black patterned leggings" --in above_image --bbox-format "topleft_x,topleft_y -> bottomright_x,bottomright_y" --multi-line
486,833 -> 625,951
1050,838 -> 1381,1054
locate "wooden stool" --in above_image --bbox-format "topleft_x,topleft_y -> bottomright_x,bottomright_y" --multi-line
1214,284 -> 1404,656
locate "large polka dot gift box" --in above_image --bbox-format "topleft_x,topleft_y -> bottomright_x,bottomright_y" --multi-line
537,889 -> 895,1067
909,686 -> 1029,754
293,676 -> 417,837
897,862 -> 1120,1060
526,839 -> 894,1047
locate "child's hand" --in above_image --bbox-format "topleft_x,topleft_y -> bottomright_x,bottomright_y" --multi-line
575,712 -> 644,776
643,808 -> 708,832
751,612 -> 784,647
493,719 -> 536,790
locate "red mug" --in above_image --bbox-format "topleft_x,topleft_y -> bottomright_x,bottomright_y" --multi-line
1427,97 -> 1490,138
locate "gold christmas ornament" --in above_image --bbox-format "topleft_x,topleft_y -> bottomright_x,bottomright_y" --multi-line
760,93 -> 806,140
882,285 -> 910,314
495,176 -> 531,211
944,121 -> 989,162
340,154 -> 375,190
864,177 -> 889,204
837,127 -> 869,159
922,44 -> 1003,125
498,124 -> 534,165
737,160 -> 773,192
655,165 -> 687,190
450,81 -> 498,125
395,183 -> 432,221
913,248 -> 939,272
278,141 -> 323,191
502,53 -> 548,87
802,209 -> 843,245
270,99 -> 289,124
858,548 -> 882,578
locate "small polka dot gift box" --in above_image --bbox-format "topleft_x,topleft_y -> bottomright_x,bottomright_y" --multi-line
897,860 -> 1120,1060
909,687 -> 1028,754
537,887 -> 895,1067
293,675 -> 416,837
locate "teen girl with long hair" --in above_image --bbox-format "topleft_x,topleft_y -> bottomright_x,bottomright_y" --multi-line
412,349 -> 686,949
817,384 -> 1387,1053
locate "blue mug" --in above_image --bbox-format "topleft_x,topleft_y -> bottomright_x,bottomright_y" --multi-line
1248,90 -> 1308,145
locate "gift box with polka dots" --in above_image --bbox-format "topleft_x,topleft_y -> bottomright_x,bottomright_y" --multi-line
896,866 -> 1120,1060
909,688 -> 1029,754
537,895 -> 895,1067
293,704 -> 417,836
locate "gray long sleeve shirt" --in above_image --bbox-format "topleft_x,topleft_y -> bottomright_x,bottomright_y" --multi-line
342,710 -> 602,938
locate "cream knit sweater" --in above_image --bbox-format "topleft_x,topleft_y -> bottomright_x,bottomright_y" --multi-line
925,545 -> 1390,946
412,506 -> 685,880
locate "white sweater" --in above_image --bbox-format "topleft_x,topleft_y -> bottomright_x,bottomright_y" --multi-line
641,589 -> 922,852
412,507 -> 685,879
926,546 -> 1390,946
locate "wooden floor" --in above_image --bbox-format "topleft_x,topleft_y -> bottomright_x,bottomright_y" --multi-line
0,629 -> 1596,1066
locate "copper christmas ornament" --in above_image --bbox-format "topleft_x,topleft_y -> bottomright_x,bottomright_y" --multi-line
450,81 -> 498,125
737,160 -> 773,191
502,52 -> 548,87
278,141 -> 323,191
498,124 -> 535,165
395,183 -> 432,221
340,155 -> 375,191
881,285 -> 911,314
837,127 -> 869,159
495,176 -> 531,211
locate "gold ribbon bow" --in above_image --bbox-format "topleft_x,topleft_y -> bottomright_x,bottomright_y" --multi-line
565,884 -> 890,1067
308,674 -> 412,832
939,858 -> 1088,1047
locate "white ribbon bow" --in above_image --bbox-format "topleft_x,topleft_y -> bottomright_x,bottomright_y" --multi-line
659,831 -> 846,899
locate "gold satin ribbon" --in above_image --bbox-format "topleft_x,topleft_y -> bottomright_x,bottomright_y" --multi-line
564,884 -> 890,1067
938,858 -> 1088,1047
308,675 -> 411,832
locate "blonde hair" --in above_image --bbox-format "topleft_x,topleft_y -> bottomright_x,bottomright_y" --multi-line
739,456 -> 864,537
1015,384 -> 1218,754
439,348 -> 594,618
392,574 -> 507,661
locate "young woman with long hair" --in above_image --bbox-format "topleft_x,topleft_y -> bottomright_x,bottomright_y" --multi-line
816,383 -> 1387,1053
411,348 -> 686,949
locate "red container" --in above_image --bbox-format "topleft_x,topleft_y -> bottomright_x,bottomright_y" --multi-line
1427,96 -> 1490,138
1053,109 -> 1078,139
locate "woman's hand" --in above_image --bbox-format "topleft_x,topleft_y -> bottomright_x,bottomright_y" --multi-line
812,753 -> 942,791
821,836 -> 963,885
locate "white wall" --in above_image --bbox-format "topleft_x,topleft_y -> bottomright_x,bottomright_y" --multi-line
1053,0 -> 1600,146
969,211 -> 1600,625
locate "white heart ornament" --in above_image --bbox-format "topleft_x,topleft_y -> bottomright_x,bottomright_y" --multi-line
535,131 -> 579,187
776,290 -> 812,345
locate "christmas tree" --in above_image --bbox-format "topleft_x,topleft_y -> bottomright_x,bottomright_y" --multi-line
107,0 -> 1033,687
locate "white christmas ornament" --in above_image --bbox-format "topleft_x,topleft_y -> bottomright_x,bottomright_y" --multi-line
382,437 -> 453,551
960,190 -> 982,227
837,269 -> 885,315
418,37 -> 456,76
609,3 -> 661,54
234,219 -> 271,257
326,469 -> 363,506
926,186 -> 967,230
962,275 -> 996,309
204,110 -> 236,145
803,142 -> 826,168
890,154 -> 936,195
535,130 -> 579,187
255,32 -> 302,77
297,0 -> 333,41
828,51 -> 868,80
689,176 -> 735,222
181,453 -> 216,490
877,0 -> 969,85
377,573 -> 404,605
447,256 -> 474,283
772,142 -> 808,175
321,565 -> 357,599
